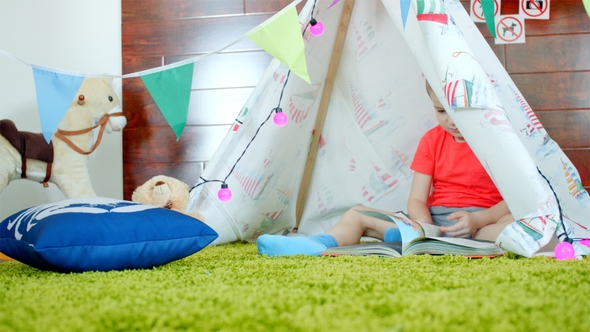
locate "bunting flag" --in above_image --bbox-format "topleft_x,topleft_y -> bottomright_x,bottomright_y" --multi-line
481,0 -> 497,38
31,67 -> 85,142
140,62 -> 194,141
584,0 -> 590,19
246,2 -> 310,84
328,0 -> 340,9
401,0 -> 411,29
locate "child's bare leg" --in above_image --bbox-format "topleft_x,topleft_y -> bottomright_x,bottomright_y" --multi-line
257,205 -> 400,256
327,206 -> 398,246
473,214 -> 513,242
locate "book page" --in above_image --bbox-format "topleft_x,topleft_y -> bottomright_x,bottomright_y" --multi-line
423,237 -> 499,249
418,222 -> 443,238
354,210 -> 442,246
390,216 -> 424,245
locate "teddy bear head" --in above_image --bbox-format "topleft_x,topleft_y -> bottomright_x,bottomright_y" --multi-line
131,175 -> 192,212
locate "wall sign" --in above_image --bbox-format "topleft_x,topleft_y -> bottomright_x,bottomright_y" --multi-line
470,0 -> 500,23
520,0 -> 550,20
495,15 -> 526,44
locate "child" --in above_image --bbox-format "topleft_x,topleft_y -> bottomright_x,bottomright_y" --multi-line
257,81 -> 513,256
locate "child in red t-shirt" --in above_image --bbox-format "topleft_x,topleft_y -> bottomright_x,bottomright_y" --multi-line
257,82 -> 513,256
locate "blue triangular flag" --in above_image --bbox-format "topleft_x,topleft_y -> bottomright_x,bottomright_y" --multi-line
401,0 -> 411,30
32,67 -> 85,142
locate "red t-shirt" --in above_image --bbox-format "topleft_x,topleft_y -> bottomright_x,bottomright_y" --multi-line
410,125 -> 503,208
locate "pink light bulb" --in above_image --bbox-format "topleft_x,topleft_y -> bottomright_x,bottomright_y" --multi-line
273,110 -> 288,127
310,20 -> 324,36
554,242 -> 575,260
218,184 -> 232,202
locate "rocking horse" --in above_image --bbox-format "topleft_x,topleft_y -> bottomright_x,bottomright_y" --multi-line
0,77 -> 127,198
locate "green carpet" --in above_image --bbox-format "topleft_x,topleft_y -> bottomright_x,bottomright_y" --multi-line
1,243 -> 589,331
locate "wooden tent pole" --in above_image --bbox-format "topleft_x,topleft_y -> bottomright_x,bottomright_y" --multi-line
294,0 -> 356,231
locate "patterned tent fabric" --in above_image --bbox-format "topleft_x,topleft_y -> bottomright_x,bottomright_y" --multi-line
189,0 -> 590,257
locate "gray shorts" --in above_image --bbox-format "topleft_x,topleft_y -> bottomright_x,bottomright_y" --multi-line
430,206 -> 485,227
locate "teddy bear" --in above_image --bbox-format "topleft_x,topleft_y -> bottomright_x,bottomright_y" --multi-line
131,175 -> 205,222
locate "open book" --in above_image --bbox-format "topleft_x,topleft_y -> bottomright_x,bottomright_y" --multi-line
320,210 -> 504,258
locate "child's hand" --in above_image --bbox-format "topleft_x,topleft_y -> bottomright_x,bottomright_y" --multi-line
439,211 -> 479,238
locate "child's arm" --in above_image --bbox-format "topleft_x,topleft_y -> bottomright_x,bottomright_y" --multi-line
440,201 -> 511,238
407,172 -> 433,224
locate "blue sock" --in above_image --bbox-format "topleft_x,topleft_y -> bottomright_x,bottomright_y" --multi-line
257,233 -> 338,257
384,227 -> 402,243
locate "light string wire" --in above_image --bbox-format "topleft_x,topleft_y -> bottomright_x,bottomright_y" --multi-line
536,167 -> 578,243
189,0 -> 319,194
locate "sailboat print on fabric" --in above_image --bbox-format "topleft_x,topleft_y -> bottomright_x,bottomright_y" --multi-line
309,129 -> 328,158
362,184 -> 375,203
511,86 -> 550,144
353,20 -> 377,62
562,159 -> 588,202
276,187 -> 293,205
511,197 -> 560,243
515,217 -> 545,241
361,163 -> 400,203
244,188 -> 292,237
350,83 -> 388,135
416,0 -> 447,24
316,184 -> 335,217
483,109 -> 515,133
444,79 -> 474,108
391,146 -> 413,178
231,106 -> 250,132
343,136 -> 356,172
259,210 -> 285,231
370,163 -> 400,193
288,83 -> 321,124
230,166 -> 274,200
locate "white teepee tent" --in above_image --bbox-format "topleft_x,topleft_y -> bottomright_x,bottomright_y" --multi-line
189,0 -> 590,257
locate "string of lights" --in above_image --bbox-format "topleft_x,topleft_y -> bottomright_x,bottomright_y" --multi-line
189,0 -> 324,202
187,0 -> 589,259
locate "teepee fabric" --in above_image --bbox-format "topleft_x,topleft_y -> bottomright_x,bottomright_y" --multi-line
189,0 -> 590,258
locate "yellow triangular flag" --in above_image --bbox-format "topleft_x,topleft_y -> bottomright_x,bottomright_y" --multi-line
246,1 -> 310,84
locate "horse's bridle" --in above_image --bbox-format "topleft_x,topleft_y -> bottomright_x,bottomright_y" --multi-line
53,112 -> 125,155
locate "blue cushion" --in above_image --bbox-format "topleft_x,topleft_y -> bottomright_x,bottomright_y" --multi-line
0,197 -> 217,272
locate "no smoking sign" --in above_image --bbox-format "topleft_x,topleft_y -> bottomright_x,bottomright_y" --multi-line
495,15 -> 526,44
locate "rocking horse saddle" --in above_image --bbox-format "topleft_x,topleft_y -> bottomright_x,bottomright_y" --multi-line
0,119 -> 53,186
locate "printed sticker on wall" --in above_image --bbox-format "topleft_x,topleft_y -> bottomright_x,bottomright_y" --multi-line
495,15 -> 526,44
470,0 -> 500,23
520,0 -> 550,20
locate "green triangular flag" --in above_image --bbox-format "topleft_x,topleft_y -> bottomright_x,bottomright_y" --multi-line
246,3 -> 310,83
481,0 -> 496,38
141,63 -> 194,141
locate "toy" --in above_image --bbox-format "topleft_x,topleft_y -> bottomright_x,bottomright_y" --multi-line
0,77 -> 126,198
132,175 -> 205,221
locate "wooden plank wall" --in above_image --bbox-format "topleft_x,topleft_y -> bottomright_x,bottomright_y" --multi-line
122,0 -> 590,200
122,0 -> 302,198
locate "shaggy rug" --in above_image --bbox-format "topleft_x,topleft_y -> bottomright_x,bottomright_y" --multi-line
1,243 -> 589,331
